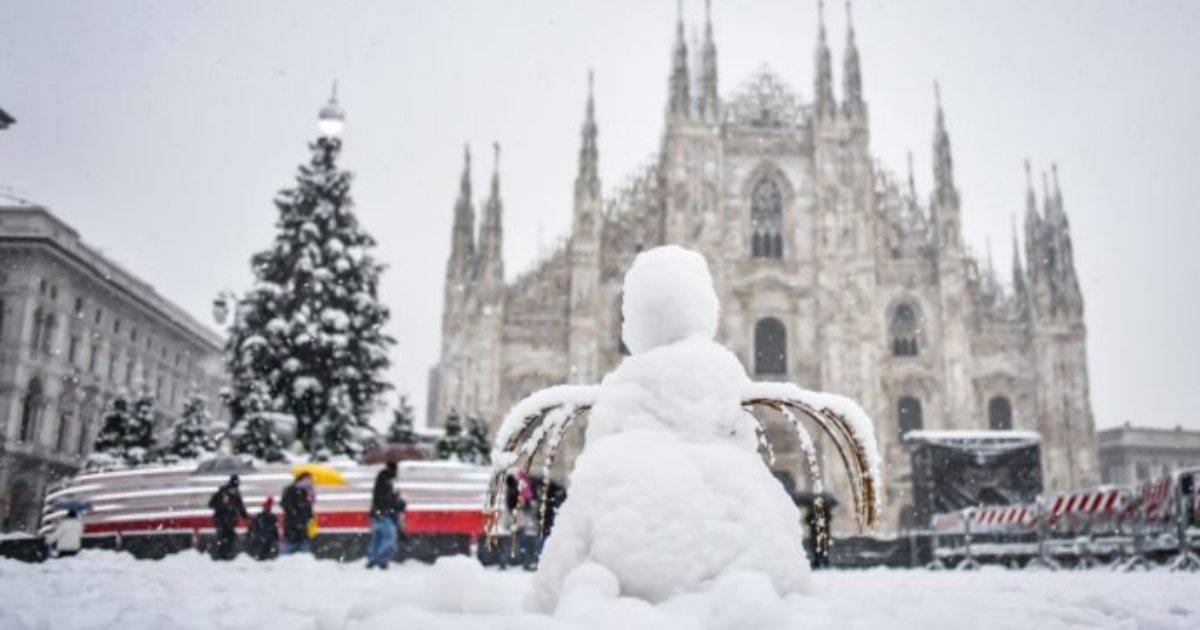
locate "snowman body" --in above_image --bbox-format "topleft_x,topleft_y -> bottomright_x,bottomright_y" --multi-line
528,246 -> 809,611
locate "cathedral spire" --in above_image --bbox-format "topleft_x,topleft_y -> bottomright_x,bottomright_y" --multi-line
841,0 -> 864,118
667,0 -> 692,120
698,0 -> 719,120
814,0 -> 835,120
478,142 -> 504,287
1011,213 -> 1027,298
932,81 -> 957,202
448,144 -> 476,282
1024,158 -> 1038,219
930,81 -> 962,251
576,70 -> 601,201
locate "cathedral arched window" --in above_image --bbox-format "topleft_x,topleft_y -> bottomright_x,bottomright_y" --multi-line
897,396 -> 923,437
19,378 -> 44,443
988,396 -> 1013,431
754,317 -> 787,376
890,303 -> 919,357
750,178 -> 783,259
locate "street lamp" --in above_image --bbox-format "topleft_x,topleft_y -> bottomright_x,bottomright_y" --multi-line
318,81 -> 345,138
212,290 -> 239,327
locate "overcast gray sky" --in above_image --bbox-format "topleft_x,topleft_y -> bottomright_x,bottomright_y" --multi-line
2,0 -> 1197,430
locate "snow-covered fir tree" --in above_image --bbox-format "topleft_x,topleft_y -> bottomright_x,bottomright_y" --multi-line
435,407 -> 465,460
386,395 -> 418,444
465,413 -> 492,465
167,396 -> 217,460
309,386 -> 375,460
231,384 -> 285,463
92,393 -> 155,466
225,90 -> 393,458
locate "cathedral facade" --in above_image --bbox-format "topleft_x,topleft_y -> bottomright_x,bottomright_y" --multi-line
430,4 -> 1098,531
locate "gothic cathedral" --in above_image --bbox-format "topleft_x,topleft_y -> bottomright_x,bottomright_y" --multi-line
430,2 -> 1098,532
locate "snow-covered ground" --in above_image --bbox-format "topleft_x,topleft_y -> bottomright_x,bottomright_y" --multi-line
1,551 -> 1196,630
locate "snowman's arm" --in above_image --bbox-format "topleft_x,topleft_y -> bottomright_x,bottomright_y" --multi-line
743,394 -> 881,532
484,385 -> 599,532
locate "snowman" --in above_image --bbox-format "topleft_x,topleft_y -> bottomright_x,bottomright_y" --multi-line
491,245 -> 880,612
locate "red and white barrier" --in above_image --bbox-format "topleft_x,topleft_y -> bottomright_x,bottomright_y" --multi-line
39,460 -> 491,540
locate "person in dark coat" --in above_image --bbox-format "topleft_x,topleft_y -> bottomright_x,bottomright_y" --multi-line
281,472 -> 315,554
208,475 -> 249,560
366,462 -> 406,569
248,496 -> 280,560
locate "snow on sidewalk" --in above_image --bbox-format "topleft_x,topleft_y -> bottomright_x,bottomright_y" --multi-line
0,551 -> 1196,630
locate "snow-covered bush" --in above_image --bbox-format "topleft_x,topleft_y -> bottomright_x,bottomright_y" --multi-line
165,396 -> 217,460
89,393 -> 156,468
386,396 -> 418,444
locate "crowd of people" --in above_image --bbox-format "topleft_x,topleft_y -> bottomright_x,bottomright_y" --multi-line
204,463 -> 407,567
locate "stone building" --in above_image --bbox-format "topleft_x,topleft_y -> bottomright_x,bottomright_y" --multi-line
1098,424 -> 1200,486
430,4 -> 1098,531
0,206 -> 226,532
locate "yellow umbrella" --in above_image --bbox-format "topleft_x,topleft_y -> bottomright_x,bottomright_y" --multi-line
291,463 -> 347,486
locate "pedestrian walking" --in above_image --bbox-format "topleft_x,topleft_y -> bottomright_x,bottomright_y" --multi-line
208,475 -> 249,560
515,498 -> 541,571
491,506 -> 515,570
366,462 -> 406,569
46,509 -> 83,558
281,472 -> 315,554
248,496 -> 280,560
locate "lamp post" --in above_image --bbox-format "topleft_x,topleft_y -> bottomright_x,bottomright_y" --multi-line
317,81 -> 345,138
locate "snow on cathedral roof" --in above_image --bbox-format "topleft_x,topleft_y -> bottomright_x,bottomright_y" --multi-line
725,67 -> 807,129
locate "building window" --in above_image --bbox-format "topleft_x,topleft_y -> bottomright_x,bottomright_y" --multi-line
988,396 -> 1013,430
890,303 -> 919,357
754,317 -> 788,375
19,379 -> 44,443
41,314 -> 57,356
897,396 -> 923,437
5,480 -> 33,531
77,420 -> 90,455
29,307 -> 44,357
1135,461 -> 1150,482
88,338 -> 100,373
108,351 -> 118,382
68,335 -> 80,365
55,412 -> 71,452
94,308 -> 102,325
750,178 -> 783,259
74,297 -> 84,316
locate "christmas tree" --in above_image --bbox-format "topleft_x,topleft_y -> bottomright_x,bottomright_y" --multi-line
231,384 -> 285,463
167,396 -> 217,460
436,407 -> 465,460
386,395 -> 418,444
225,87 -> 393,458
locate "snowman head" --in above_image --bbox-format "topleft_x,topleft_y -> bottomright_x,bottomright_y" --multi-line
621,245 -> 719,354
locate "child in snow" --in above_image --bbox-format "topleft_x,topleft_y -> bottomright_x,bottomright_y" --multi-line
515,498 -> 541,571
248,496 -> 280,560
46,509 -> 83,558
